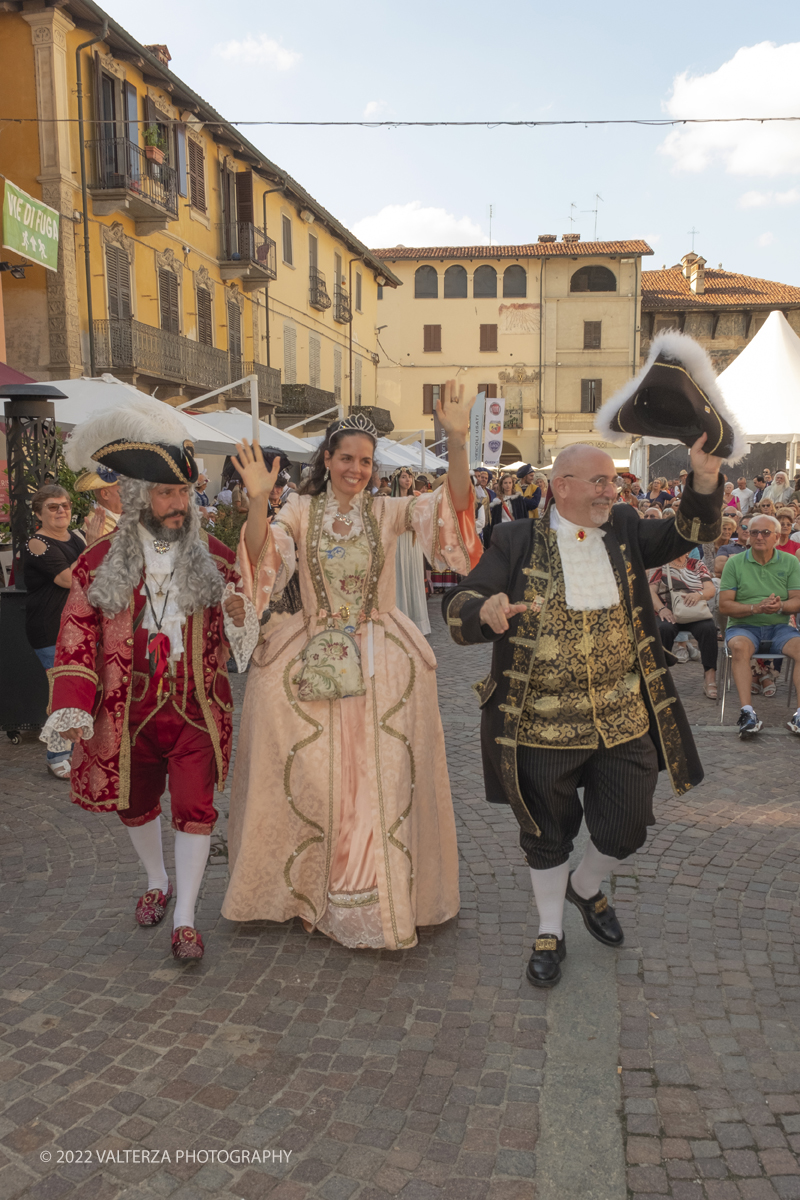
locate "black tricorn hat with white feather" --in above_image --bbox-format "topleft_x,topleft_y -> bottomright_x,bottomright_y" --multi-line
65,394 -> 199,485
594,331 -> 747,462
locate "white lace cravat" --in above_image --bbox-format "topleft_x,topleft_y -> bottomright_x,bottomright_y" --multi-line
549,506 -> 620,611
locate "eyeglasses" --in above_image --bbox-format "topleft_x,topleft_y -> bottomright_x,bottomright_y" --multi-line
44,503 -> 71,513
749,529 -> 774,538
562,474 -> 615,494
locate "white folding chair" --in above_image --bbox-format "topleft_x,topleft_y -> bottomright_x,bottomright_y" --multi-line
718,643 -> 796,724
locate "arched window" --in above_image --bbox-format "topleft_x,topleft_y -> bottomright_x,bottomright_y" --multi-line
503,265 -> 527,298
570,265 -> 617,293
414,265 -> 438,298
473,265 -> 497,298
443,264 -> 468,298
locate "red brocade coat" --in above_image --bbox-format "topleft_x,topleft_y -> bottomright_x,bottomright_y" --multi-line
50,531 -> 240,814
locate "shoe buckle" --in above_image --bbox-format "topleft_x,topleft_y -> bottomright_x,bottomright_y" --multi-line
535,936 -> 558,951
594,896 -> 608,914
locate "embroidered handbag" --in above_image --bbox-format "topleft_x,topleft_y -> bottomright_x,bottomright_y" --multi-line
292,628 -> 366,701
665,564 -> 713,624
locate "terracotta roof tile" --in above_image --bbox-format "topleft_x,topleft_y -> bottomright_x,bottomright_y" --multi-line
642,266 -> 800,310
370,240 -> 654,261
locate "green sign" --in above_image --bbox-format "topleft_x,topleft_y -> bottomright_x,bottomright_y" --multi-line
2,180 -> 60,272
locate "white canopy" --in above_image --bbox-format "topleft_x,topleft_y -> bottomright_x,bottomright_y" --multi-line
189,407 -> 313,463
48,375 -> 240,457
301,435 -> 449,472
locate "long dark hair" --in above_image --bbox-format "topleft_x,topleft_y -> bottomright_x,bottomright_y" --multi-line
299,422 -> 377,496
391,467 -> 415,497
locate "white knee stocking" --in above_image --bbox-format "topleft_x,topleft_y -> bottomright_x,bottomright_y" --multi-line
172,831 -> 211,930
570,841 -> 623,901
529,862 -> 570,939
126,819 -> 168,893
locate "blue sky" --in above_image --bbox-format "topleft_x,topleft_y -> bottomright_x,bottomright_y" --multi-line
108,0 -> 800,281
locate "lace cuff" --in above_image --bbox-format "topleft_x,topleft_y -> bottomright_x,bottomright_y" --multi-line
222,583 -> 259,672
40,708 -> 94,753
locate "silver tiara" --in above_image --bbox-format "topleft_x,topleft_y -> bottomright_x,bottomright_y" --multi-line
330,412 -> 378,439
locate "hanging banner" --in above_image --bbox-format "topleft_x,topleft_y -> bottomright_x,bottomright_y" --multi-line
482,396 -> 506,466
2,181 -> 60,272
469,392 -> 486,469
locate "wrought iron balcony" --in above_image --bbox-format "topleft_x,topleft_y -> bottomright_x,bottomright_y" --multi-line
93,318 -> 280,404
278,384 -> 335,416
219,223 -> 277,291
333,285 -> 352,324
347,405 -> 394,434
87,137 -> 178,233
309,268 -> 331,312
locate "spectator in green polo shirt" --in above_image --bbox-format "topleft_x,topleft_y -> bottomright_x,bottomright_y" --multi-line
719,513 -> 800,738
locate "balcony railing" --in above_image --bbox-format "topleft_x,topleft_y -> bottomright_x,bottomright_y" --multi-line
278,384 -> 336,416
87,137 -> 178,220
93,318 -> 281,403
219,222 -> 277,282
333,285 -> 352,324
309,268 -> 331,311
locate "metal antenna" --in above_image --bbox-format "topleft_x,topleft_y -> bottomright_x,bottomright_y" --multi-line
688,226 -> 700,252
581,193 -> 604,240
568,202 -> 578,230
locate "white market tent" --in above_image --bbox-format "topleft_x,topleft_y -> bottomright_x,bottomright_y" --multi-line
187,407 -> 313,463
629,312 -> 800,472
301,434 -> 450,472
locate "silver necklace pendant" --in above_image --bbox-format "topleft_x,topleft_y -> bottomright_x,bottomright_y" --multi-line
153,539 -> 171,555
334,510 -> 353,527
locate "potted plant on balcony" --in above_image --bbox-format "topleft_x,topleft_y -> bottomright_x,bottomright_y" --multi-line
143,124 -> 166,164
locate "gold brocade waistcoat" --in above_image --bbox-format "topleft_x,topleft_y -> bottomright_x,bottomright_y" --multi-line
517,554 -> 650,750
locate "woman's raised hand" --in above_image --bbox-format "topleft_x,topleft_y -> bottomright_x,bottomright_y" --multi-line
436,379 -> 475,439
231,440 -> 280,501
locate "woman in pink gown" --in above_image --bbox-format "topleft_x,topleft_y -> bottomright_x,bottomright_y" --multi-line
222,384 -> 481,950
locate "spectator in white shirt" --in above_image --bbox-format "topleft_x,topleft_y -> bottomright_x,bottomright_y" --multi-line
731,476 -> 754,514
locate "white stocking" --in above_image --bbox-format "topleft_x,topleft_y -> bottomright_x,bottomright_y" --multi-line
172,831 -> 211,930
529,862 -> 570,939
126,819 -> 168,893
570,841 -> 623,901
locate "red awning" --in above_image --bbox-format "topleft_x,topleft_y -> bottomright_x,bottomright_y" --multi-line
0,361 -> 36,385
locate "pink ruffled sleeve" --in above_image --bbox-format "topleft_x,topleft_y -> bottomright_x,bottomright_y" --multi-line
391,483 -> 482,574
237,494 -> 299,621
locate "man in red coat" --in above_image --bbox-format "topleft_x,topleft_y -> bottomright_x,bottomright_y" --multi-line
42,396 -> 258,960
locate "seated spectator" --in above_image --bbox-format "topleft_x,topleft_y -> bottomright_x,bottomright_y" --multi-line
647,476 -> 671,507
637,499 -> 650,515
719,513 -> 800,736
650,553 -> 719,698
662,508 -> 675,520
714,518 -> 750,575
757,497 -> 777,518
485,473 -> 540,546
723,481 -> 739,508
216,479 -> 233,506
643,507 -> 662,520
764,471 -> 793,505
776,508 -> 800,559
415,476 -> 430,493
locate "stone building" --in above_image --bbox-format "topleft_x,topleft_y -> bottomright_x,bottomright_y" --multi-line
370,236 -> 653,466
641,253 -> 800,372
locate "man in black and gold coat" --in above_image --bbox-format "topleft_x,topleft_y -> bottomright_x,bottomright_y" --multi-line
443,437 -> 723,988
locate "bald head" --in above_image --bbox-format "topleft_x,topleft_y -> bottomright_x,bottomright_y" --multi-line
551,443 -> 617,528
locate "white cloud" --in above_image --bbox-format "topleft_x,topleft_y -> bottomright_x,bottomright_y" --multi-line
214,34 -> 300,70
660,42 -> 800,175
739,186 -> 800,208
757,232 -> 775,247
363,100 -> 388,119
351,202 -> 489,248
643,232 -> 661,245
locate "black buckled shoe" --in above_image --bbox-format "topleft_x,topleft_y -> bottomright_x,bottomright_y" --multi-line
566,872 -> 624,947
526,933 -> 566,988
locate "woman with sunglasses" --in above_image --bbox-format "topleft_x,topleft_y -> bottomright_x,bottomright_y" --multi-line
24,485 -> 86,779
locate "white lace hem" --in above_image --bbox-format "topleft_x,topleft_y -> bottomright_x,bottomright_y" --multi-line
222,583 -> 259,671
40,708 -> 94,753
315,890 -> 386,949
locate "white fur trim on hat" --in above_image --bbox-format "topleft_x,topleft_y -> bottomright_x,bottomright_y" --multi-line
65,393 -> 194,474
594,330 -> 748,463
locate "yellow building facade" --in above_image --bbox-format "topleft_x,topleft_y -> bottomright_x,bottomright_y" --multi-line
0,0 -> 398,426
370,238 -> 653,464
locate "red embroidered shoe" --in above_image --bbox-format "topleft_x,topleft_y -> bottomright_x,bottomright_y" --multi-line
172,926 -> 204,960
135,881 -> 173,927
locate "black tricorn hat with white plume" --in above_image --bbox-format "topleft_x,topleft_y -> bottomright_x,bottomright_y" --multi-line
65,394 -> 199,484
594,331 -> 747,463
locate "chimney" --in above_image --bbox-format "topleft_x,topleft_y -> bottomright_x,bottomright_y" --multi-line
689,255 -> 706,294
145,44 -> 172,67
562,233 -> 581,243
538,235 -> 557,243
681,252 -> 698,280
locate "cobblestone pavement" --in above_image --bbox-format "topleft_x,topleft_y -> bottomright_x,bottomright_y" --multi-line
1,605 -> 799,1200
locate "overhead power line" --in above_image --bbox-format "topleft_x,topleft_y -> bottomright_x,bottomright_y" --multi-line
0,115 -> 798,127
